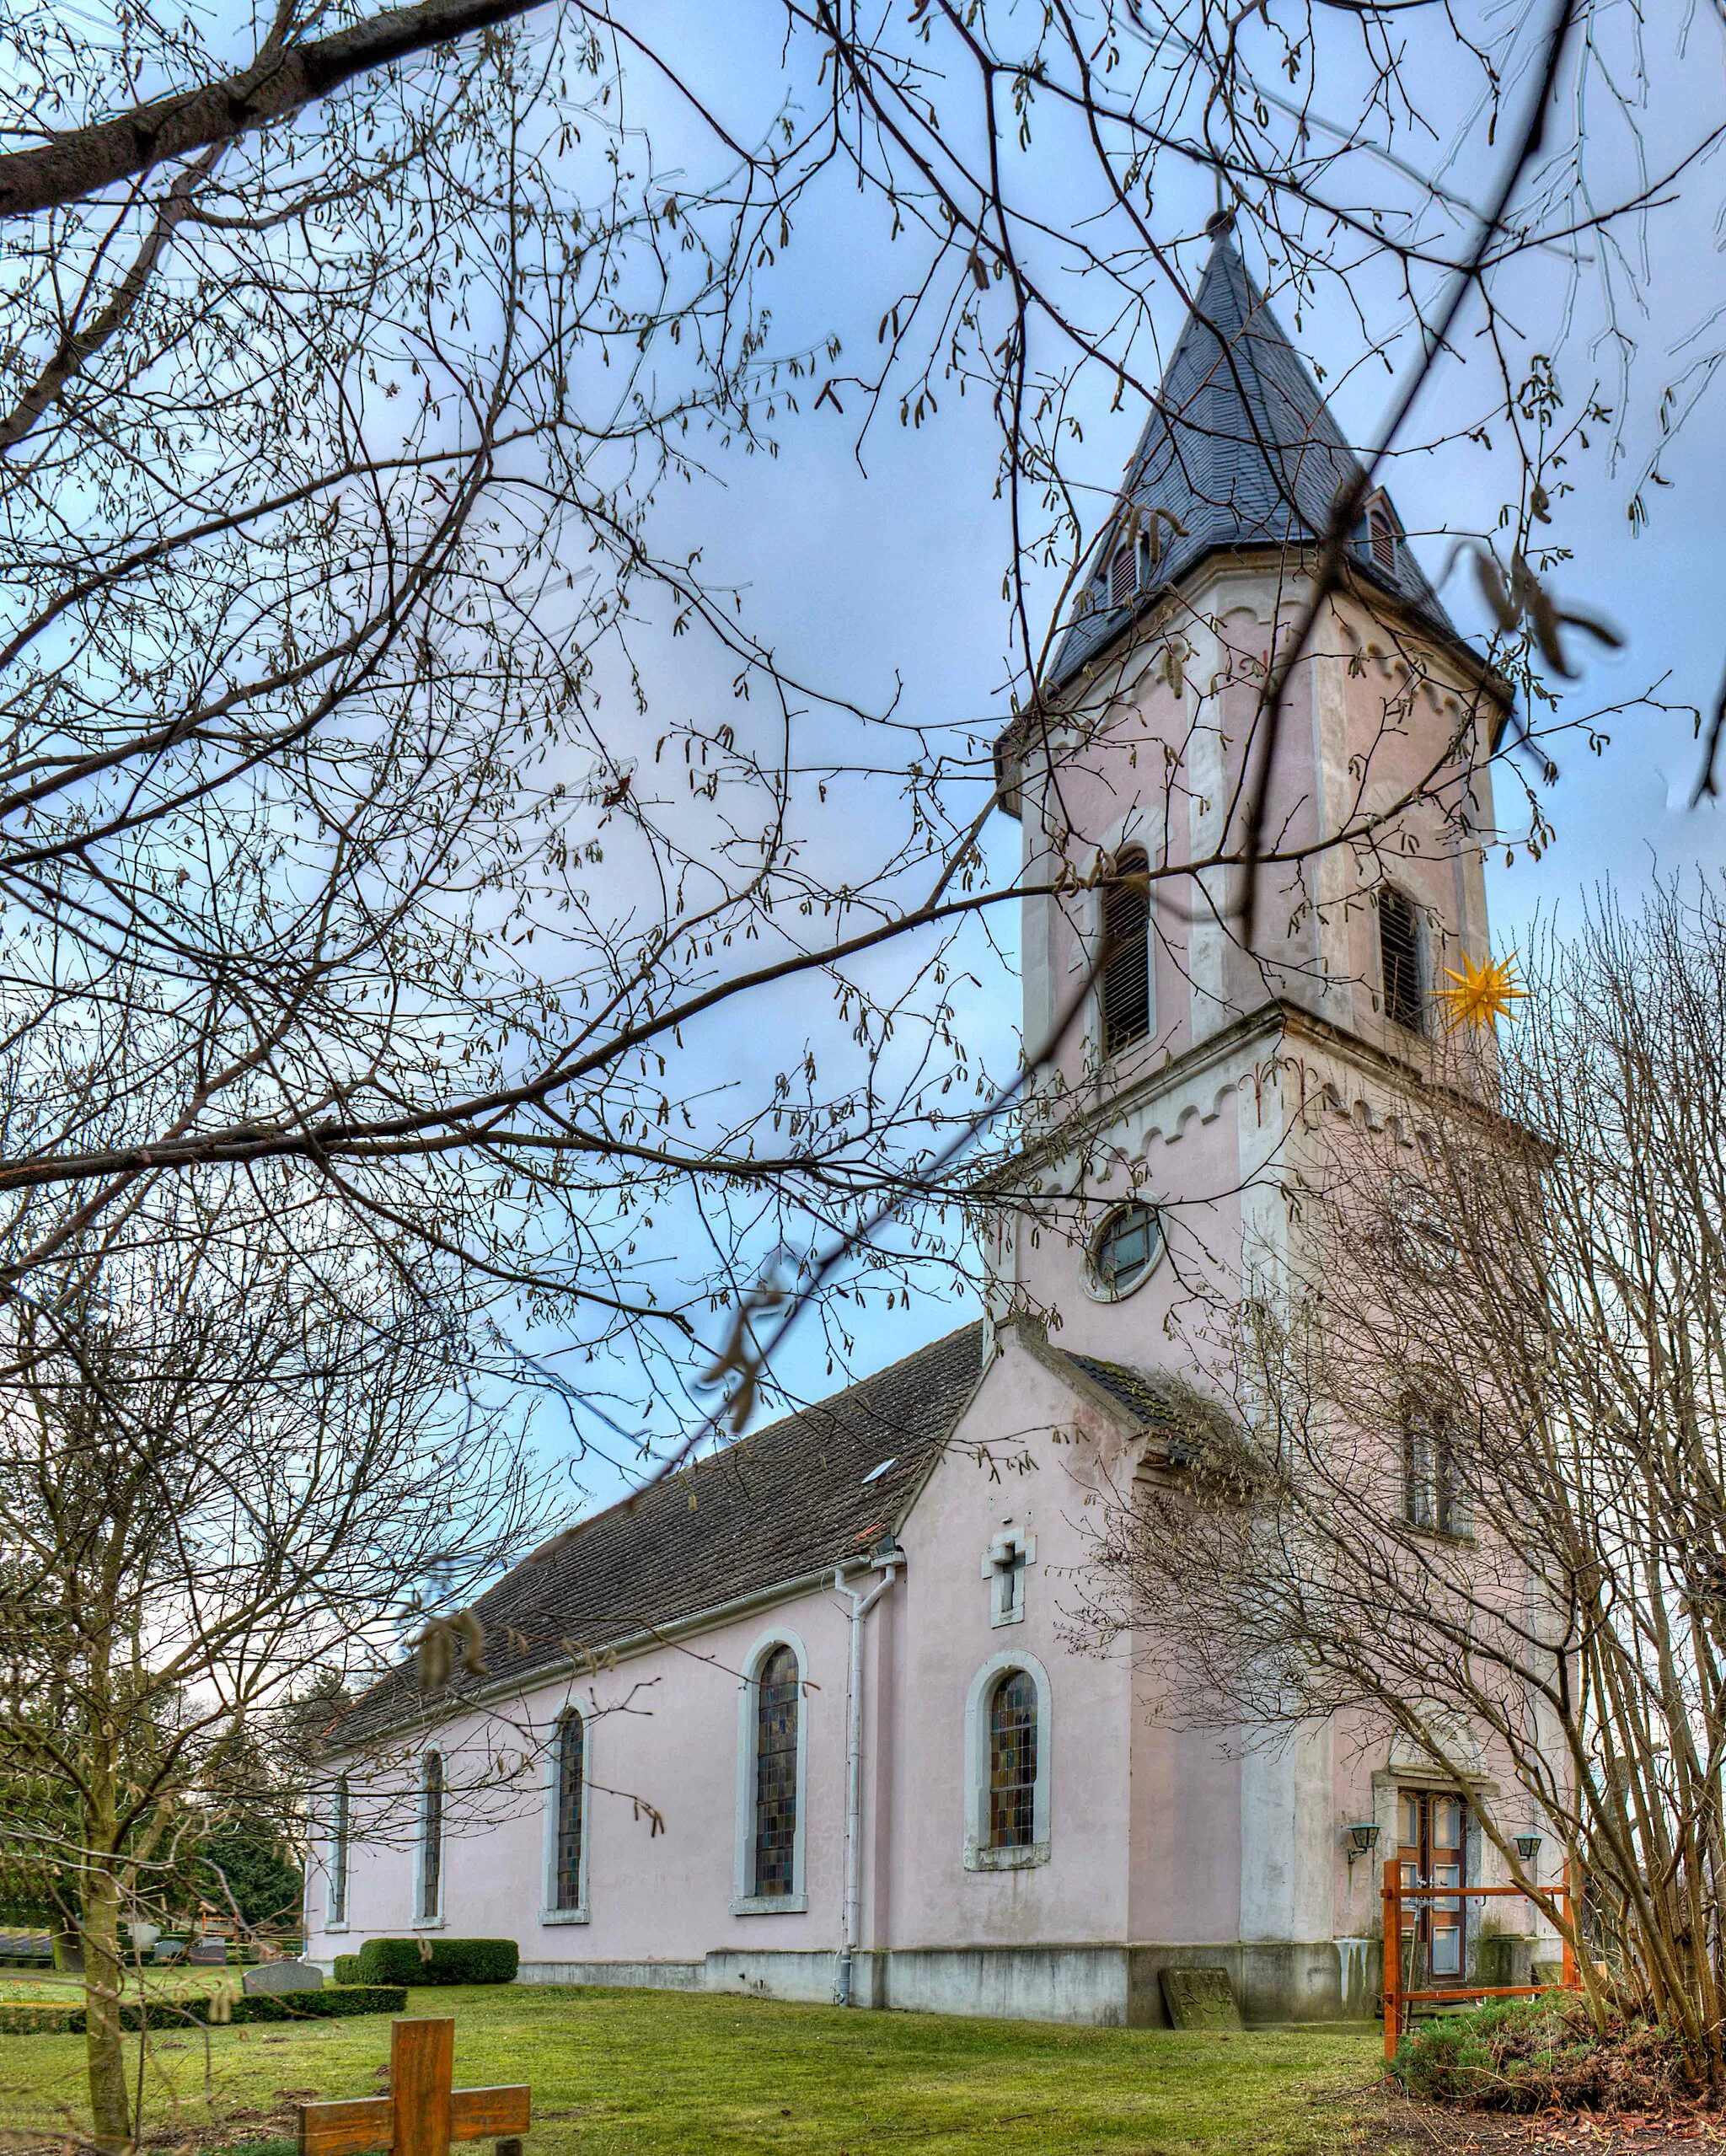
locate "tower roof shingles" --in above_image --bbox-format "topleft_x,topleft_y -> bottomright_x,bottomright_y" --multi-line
1048,230 -> 1460,686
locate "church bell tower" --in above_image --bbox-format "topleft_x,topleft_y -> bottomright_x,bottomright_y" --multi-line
989,220 -> 1509,1364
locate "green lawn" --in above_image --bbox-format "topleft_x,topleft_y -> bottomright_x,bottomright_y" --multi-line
0,1969 -> 239,2005
0,1984 -> 1387,2156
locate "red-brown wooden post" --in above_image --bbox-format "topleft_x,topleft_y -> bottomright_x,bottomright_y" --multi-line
1382,1858 -> 1401,2062
394,2020 -> 454,2156
297,2019 -> 529,2156
1561,1858 -> 1579,1991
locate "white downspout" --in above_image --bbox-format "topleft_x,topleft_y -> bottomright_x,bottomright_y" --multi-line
834,1553 -> 898,2009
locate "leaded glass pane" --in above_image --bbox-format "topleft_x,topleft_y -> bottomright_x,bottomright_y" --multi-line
419,1754 -> 443,1920
989,1670 -> 1037,1848
555,1714 -> 584,1910
1096,1203 -> 1162,1294
753,1645 -> 799,1896
330,1777 -> 350,1926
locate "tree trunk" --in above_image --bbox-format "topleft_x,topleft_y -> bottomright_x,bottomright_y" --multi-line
82,1778 -> 131,2149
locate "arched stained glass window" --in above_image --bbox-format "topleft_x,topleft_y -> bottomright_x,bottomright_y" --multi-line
554,1713 -> 584,1911
1101,847 -> 1151,1055
752,1645 -> 800,1896
418,1753 -> 443,1922
988,1670 -> 1038,1849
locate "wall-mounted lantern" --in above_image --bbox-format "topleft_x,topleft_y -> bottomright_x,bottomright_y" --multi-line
1344,1821 -> 1380,1871
1514,1832 -> 1543,1866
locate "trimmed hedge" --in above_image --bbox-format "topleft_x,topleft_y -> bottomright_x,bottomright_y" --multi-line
0,1985 -> 406,2036
333,1954 -> 364,1986
354,1938 -> 517,1987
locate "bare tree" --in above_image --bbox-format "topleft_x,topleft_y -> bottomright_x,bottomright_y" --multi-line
0,1199 -> 545,2149
1074,882 -> 1726,2077
0,0 -> 1700,1468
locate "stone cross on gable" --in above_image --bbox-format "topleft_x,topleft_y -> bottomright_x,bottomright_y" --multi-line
298,2019 -> 530,2156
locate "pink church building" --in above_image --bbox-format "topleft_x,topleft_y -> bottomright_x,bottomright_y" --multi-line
307,228 -> 1541,2026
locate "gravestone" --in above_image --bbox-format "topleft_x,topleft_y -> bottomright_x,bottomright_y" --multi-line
187,1936 -> 229,1966
244,1960 -> 325,1997
153,1938 -> 186,1964
1160,1966 -> 1243,2031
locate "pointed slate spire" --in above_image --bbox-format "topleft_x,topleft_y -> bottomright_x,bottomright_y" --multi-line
1050,222 -> 1457,684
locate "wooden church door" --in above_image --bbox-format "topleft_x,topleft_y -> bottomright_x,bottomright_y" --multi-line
1396,1789 -> 1467,1980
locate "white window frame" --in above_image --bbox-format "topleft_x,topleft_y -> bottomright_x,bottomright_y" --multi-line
412,1749 -> 446,1930
1083,1199 -> 1166,1304
732,1628 -> 810,1916
324,1774 -> 351,1933
963,1650 -> 1053,1872
981,1530 -> 1037,1628
540,1708 -> 591,1925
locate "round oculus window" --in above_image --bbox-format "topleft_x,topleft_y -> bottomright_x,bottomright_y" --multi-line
1091,1202 -> 1164,1298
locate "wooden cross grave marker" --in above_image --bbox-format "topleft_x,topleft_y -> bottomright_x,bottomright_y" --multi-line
298,2019 -> 530,2156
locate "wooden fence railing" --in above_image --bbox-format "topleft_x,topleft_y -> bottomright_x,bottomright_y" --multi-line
1381,1858 -> 1581,2061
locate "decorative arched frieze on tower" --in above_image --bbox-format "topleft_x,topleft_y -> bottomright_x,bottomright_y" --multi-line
987,221 -> 1510,1366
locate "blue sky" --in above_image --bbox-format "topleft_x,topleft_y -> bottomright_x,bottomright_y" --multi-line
509,0 -> 1726,1517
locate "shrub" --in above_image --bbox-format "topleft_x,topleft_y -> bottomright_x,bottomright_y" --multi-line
0,1985 -> 406,2035
1392,1994 -> 1693,2112
355,1938 -> 517,1986
226,1987 -> 409,2025
333,1954 -> 363,1986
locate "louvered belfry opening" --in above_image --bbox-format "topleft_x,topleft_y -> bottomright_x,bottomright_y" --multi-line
1370,506 -> 1397,570
752,1644 -> 800,1896
1102,848 -> 1151,1055
1379,888 -> 1424,1032
1108,543 -> 1138,608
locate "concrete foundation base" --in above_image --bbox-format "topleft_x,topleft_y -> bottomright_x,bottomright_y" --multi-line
512,1937 -> 1386,2027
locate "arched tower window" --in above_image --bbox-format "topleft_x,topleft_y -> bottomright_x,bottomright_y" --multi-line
988,1669 -> 1038,1849
1368,504 -> 1397,571
1108,541 -> 1139,608
752,1644 -> 800,1896
1402,1387 -> 1466,1537
1378,887 -> 1424,1034
553,1712 -> 585,1912
1101,848 -> 1151,1055
416,1752 -> 443,1923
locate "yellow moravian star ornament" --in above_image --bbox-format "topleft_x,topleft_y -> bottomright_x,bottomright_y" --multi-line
1434,951 -> 1528,1032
